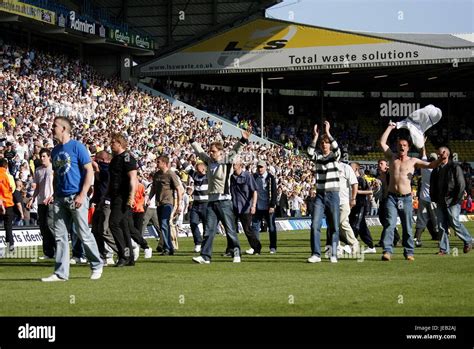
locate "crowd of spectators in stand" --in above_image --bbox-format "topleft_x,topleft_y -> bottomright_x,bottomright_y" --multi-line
0,38 -> 322,225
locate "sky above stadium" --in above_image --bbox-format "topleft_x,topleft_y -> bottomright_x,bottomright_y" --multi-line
266,0 -> 474,34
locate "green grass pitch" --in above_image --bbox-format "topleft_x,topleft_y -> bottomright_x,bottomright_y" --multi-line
1,222 -> 473,316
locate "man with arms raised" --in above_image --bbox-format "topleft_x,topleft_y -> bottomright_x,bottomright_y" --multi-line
379,122 -> 443,261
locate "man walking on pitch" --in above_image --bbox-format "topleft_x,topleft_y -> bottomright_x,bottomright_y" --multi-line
430,146 -> 473,255
28,148 -> 55,259
42,116 -> 103,281
191,128 -> 251,264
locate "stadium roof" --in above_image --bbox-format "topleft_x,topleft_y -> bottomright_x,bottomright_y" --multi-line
350,32 -> 474,49
91,0 -> 279,52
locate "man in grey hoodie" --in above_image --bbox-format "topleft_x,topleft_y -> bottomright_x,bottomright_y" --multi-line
190,128 -> 251,264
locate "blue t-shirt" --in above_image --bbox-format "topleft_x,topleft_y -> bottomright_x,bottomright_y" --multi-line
52,140 -> 91,197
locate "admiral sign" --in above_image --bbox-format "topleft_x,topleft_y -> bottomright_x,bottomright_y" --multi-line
57,12 -> 66,27
68,11 -> 106,37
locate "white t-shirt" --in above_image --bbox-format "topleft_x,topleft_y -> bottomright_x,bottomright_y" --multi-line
289,195 -> 303,210
16,144 -> 29,160
419,156 -> 433,202
338,162 -> 358,205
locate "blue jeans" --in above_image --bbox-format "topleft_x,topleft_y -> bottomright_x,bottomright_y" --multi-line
310,191 -> 340,257
252,209 -> 277,250
189,202 -> 206,245
70,223 -> 85,258
52,195 -> 102,280
437,203 -> 473,253
201,200 -> 240,261
383,194 -> 414,256
291,210 -> 302,218
157,204 -> 174,253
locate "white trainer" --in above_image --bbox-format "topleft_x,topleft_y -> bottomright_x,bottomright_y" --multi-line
194,244 -> 201,253
269,248 -> 276,254
70,257 -> 87,264
105,257 -> 115,266
192,256 -> 210,264
90,268 -> 103,280
144,248 -> 153,259
133,245 -> 140,261
233,256 -> 241,263
245,248 -> 254,255
330,256 -> 338,263
41,274 -> 66,282
39,255 -> 54,260
362,247 -> 377,254
307,255 -> 322,263
342,245 -> 352,255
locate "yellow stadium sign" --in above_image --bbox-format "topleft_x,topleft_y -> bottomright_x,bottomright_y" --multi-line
140,18 -> 473,75
0,0 -> 56,24
184,19 -> 389,53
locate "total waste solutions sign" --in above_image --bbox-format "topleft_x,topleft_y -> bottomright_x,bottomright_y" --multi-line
140,18 -> 473,75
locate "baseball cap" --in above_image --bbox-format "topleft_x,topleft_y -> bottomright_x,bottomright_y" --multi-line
257,160 -> 266,167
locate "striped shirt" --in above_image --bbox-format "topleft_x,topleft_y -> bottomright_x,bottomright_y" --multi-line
190,169 -> 209,203
307,137 -> 341,192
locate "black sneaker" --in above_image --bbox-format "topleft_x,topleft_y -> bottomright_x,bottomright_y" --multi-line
115,258 -> 128,267
221,252 -> 233,257
463,243 -> 472,254
156,246 -> 163,253
415,239 -> 422,248
160,250 -> 174,256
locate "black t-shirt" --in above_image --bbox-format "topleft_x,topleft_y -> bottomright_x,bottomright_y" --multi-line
108,151 -> 137,200
91,162 -> 111,204
13,190 -> 23,217
356,176 -> 369,207
4,150 -> 16,164
32,156 -> 42,170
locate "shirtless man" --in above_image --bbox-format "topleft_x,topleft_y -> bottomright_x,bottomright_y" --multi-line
379,122 -> 445,261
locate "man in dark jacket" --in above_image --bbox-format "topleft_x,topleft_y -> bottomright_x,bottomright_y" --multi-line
430,146 -> 473,255
252,161 -> 278,254
276,187 -> 289,218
